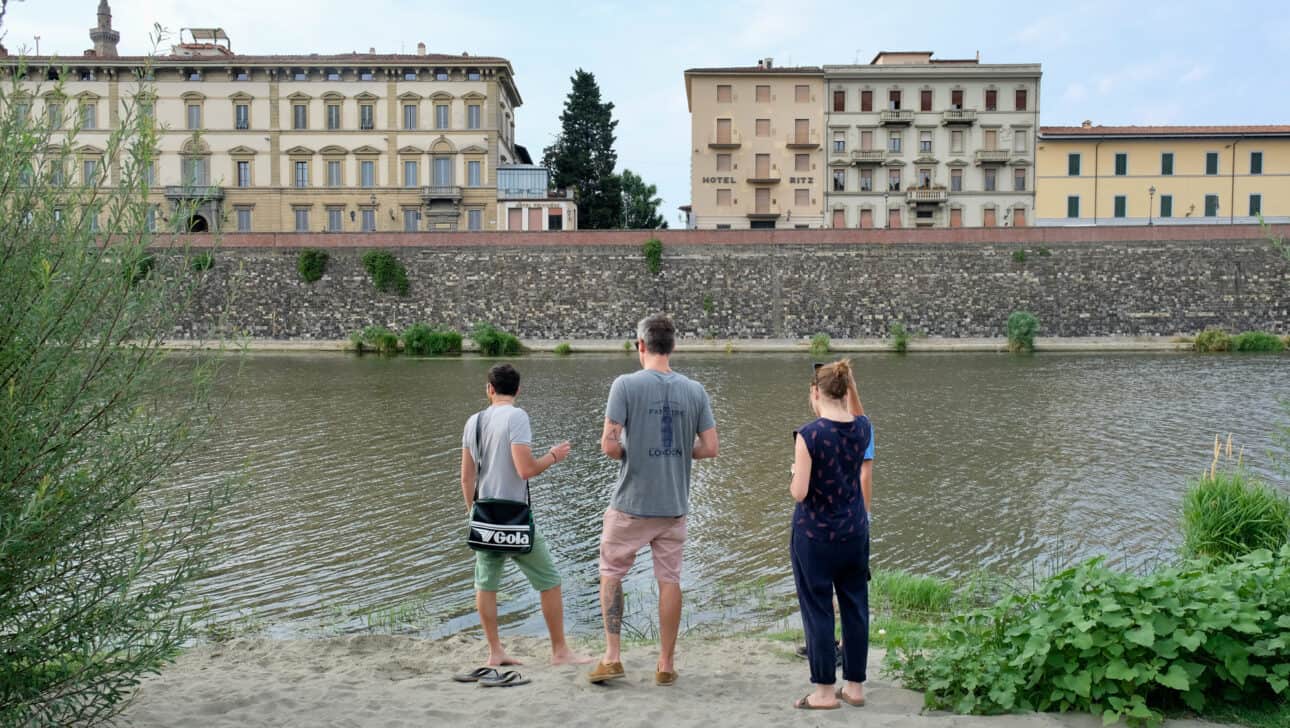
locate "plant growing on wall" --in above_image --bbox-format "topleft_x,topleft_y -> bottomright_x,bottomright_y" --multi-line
297,248 -> 329,283
643,238 -> 663,275
361,250 -> 409,296
1006,311 -> 1039,353
810,333 -> 831,356
1194,328 -> 1231,353
889,321 -> 911,354
472,323 -> 522,357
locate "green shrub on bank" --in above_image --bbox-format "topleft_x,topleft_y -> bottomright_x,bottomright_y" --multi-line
361,250 -> 409,296
889,321 -> 911,354
354,326 -> 399,355
554,342 -> 573,356
401,324 -> 462,356
472,323 -> 522,357
1006,311 -> 1038,353
1012,249 -> 1027,264
643,238 -> 663,275
1232,331 -> 1286,353
810,333 -> 831,356
297,248 -> 329,283
1194,328 -> 1231,353
871,570 -> 955,615
1183,470 -> 1290,564
190,251 -> 214,272
886,545 -> 1290,726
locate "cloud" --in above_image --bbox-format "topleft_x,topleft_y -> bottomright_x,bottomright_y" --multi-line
1014,15 -> 1071,48
1062,82 -> 1088,103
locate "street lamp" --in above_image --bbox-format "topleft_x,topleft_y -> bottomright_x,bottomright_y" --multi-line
883,191 -> 890,228
1148,186 -> 1156,226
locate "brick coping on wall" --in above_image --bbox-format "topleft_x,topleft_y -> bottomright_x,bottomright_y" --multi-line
142,224 -> 1290,250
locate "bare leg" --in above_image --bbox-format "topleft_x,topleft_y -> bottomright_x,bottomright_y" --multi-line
538,585 -> 593,665
600,576 -> 624,664
476,590 -> 521,666
657,581 -> 682,673
841,680 -> 865,703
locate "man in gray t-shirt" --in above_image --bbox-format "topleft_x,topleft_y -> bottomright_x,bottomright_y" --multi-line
587,314 -> 718,687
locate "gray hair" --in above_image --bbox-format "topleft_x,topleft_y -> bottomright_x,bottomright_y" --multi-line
636,314 -> 676,355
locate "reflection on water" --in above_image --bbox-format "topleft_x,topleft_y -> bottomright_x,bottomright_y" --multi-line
174,352 -> 1288,637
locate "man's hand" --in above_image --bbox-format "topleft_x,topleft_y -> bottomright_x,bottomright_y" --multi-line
547,441 -> 571,464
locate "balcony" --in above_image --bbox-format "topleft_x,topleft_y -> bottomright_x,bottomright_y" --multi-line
941,109 -> 977,125
747,205 -> 781,220
421,185 -> 463,202
975,149 -> 1011,165
164,185 -> 225,201
879,109 -> 914,125
747,166 -> 782,184
707,129 -> 742,149
906,188 -> 948,204
785,131 -> 820,149
851,149 -> 885,164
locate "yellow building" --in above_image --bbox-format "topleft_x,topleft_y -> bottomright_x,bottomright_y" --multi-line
1036,124 -> 1290,225
685,60 -> 826,229
0,3 -> 545,233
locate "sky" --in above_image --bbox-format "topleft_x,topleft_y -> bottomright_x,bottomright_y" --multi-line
4,0 -> 1288,226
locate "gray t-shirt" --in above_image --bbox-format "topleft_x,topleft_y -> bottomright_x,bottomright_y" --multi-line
606,369 -> 716,517
461,404 -> 532,502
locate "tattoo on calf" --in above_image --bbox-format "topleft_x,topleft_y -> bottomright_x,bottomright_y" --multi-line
606,582 -> 624,635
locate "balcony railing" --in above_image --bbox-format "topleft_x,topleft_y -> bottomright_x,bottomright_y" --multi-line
851,149 -> 885,164
906,188 -> 948,203
747,166 -> 782,184
164,185 -> 224,200
785,131 -> 820,149
941,109 -> 977,125
707,129 -> 742,148
879,109 -> 914,125
975,149 -> 1011,165
422,185 -> 463,201
747,204 -> 781,219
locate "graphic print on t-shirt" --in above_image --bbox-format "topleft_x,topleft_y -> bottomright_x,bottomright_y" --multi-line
649,396 -> 684,457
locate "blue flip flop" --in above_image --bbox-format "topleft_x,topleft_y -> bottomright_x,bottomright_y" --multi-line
479,670 -> 530,687
452,667 -> 500,683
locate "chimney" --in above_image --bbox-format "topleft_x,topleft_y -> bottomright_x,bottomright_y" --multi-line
416,42 -> 426,56
756,59 -> 764,68
369,46 -> 376,54
764,57 -> 774,68
1082,119 -> 1092,128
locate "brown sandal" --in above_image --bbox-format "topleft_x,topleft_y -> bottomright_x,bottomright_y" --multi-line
794,694 -> 840,710
836,687 -> 866,707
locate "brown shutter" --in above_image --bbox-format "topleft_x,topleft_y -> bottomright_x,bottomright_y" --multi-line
507,208 -> 522,230
861,90 -> 872,112
1013,207 -> 1026,227
921,89 -> 932,111
833,209 -> 845,228
860,209 -> 873,228
983,208 -> 996,227
950,208 -> 963,227
528,207 -> 542,231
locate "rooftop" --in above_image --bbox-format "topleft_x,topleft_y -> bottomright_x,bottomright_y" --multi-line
1041,124 -> 1290,138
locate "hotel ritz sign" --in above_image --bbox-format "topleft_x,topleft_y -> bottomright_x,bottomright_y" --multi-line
701,176 -> 815,184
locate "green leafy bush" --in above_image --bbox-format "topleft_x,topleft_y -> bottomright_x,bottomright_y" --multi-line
190,251 -> 214,272
810,333 -> 831,356
1006,311 -> 1039,353
126,253 -> 155,286
1183,470 -> 1290,564
1194,328 -> 1231,353
554,342 -> 573,356
357,326 -> 399,355
886,546 -> 1290,726
890,321 -> 910,354
401,324 -> 462,356
643,238 -> 663,275
1012,249 -> 1027,263
361,250 -> 409,296
1232,331 -> 1287,353
297,248 -> 329,283
472,323 -> 522,357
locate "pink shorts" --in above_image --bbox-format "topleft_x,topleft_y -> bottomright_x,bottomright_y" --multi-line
598,508 -> 687,584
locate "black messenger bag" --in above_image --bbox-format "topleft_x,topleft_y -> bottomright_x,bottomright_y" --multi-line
466,409 -> 534,554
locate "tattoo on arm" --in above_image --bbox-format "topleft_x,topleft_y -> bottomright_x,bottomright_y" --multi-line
605,582 -> 624,636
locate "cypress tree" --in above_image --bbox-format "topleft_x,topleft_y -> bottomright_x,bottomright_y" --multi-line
542,69 -> 624,229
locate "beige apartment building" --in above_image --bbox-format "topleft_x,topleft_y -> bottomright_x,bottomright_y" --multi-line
684,60 -> 826,229
823,52 -> 1041,228
0,2 -> 542,233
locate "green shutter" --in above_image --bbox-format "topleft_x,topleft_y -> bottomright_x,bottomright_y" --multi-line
1250,194 -> 1261,216
1251,152 -> 1263,175
1161,153 -> 1173,175
1068,153 -> 1080,176
1115,154 -> 1127,176
1205,195 -> 1219,217
1067,196 -> 1079,218
1114,196 -> 1126,218
1160,195 -> 1172,218
1206,153 -> 1218,175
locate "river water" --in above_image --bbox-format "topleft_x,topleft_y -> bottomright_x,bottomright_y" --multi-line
176,352 -> 1288,638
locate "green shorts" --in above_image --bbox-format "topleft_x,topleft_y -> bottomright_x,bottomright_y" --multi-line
473,527 -> 562,593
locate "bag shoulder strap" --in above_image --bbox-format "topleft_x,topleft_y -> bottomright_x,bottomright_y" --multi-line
471,407 -> 532,507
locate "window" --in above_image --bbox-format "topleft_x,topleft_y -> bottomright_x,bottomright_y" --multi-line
716,154 -> 732,171
435,104 -> 449,129
755,85 -> 770,103
833,131 -> 846,153
360,104 -> 374,130
361,208 -> 376,232
755,118 -> 770,136
1204,194 -> 1219,217
186,104 -> 201,130
403,70 -> 417,81
1114,153 -> 1127,176
860,130 -> 873,150
888,207 -> 901,228
795,188 -> 810,206
235,70 -> 250,81
1250,152 -> 1263,175
435,69 -> 449,81
468,160 -> 481,187
49,161 -> 65,186
82,159 -> 98,185
716,84 -> 732,102
888,168 -> 901,192
861,90 -> 872,112
81,102 -> 96,129
235,103 -> 250,129
1161,152 -> 1174,175
326,160 -> 341,187
181,158 -> 208,186
145,205 -> 157,232
188,71 -> 202,82
1160,195 -> 1173,218
403,160 -> 418,187
833,169 -> 846,192
984,167 -> 996,192
860,168 -> 873,191
919,130 -> 932,153
950,129 -> 964,153
950,89 -> 964,109
294,208 -> 310,232
795,85 -> 809,103
1067,196 -> 1080,218
88,213 -> 99,233
360,70 -> 375,81
1013,167 -> 1026,191
327,206 -> 343,232
327,71 -> 341,81
984,129 -> 998,151
467,104 -> 481,129
985,89 -> 997,111
832,209 -> 845,228
403,208 -> 420,232
832,90 -> 845,112
236,160 -> 251,187
1067,153 -> 1081,176
716,188 -> 731,206
14,102 -> 29,125
79,69 -> 94,81
293,104 -> 307,129
795,154 -> 809,172
142,162 -> 155,186
468,70 -> 482,81
360,160 -> 375,187
920,89 -> 932,111
1205,152 -> 1219,176
887,131 -> 901,153
294,71 -> 308,81
1015,89 -> 1027,111
48,101 -> 63,128
888,89 -> 901,110
1013,130 -> 1027,152
983,208 -> 996,227
294,160 -> 309,188
403,104 -> 417,130
918,167 -> 932,187
950,168 -> 963,192
1114,195 -> 1127,218
468,209 -> 482,231
1250,194 -> 1262,216
433,157 -> 452,185
326,104 -> 341,130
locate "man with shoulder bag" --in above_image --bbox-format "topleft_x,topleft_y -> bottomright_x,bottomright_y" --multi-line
460,364 -> 591,668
